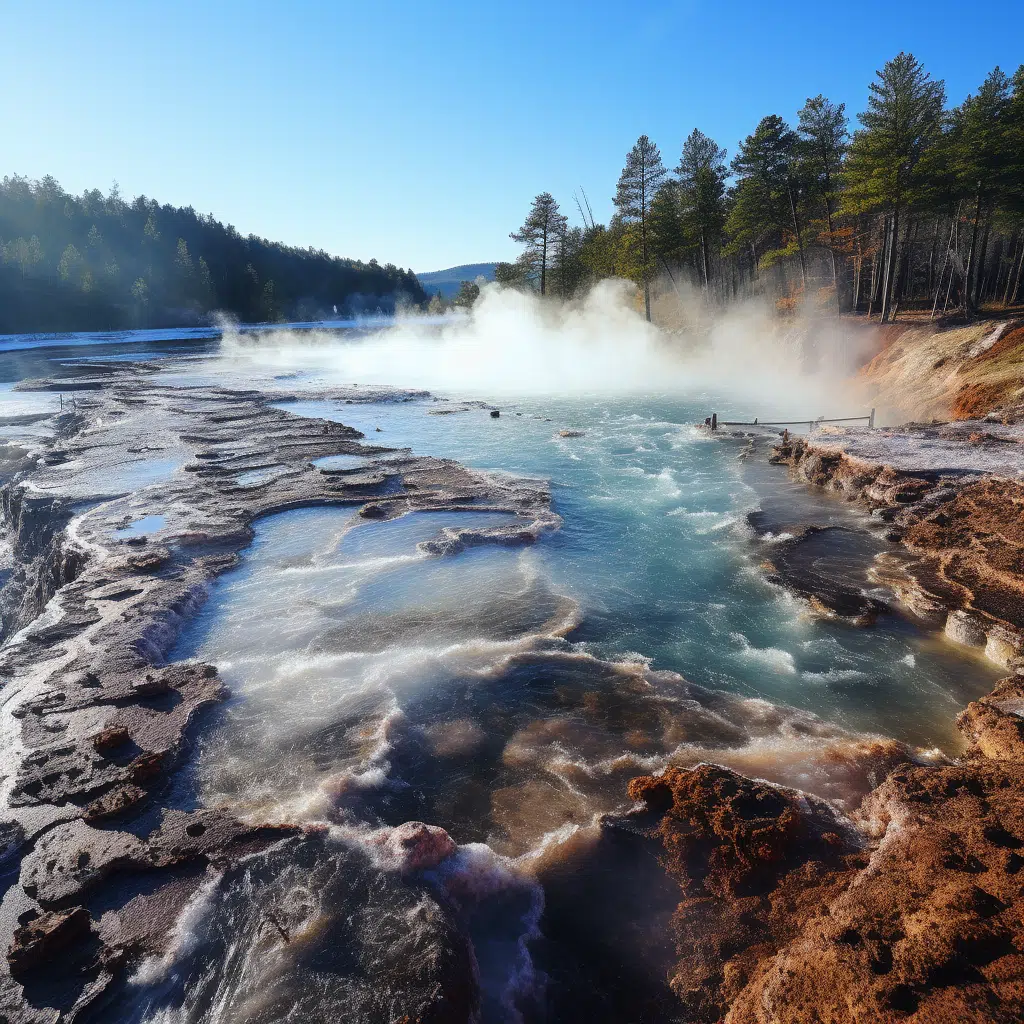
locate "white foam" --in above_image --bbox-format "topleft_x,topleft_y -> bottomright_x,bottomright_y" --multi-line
730,632 -> 798,675
801,668 -> 868,684
129,871 -> 223,987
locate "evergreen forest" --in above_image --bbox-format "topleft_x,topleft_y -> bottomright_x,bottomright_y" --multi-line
504,54 -> 1024,324
0,177 -> 425,333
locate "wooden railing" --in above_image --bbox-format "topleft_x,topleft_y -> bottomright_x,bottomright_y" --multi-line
701,409 -> 875,431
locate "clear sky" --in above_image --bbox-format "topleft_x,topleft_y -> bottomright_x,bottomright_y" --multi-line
2,1 -> 1020,273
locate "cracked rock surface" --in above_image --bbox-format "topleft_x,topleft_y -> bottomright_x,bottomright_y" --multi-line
0,371 -> 557,1020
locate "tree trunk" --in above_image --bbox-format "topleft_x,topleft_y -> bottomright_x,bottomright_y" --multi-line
867,230 -> 880,320
931,215 -> 956,319
1004,226 -> 1024,306
641,211 -> 651,322
989,236 -> 1005,303
974,217 -> 991,308
964,188 -> 983,313
896,218 -> 916,308
700,229 -> 709,300
852,250 -> 861,314
540,226 -> 547,297
823,194 -> 840,312
787,183 -> 807,290
1011,233 -> 1024,307
880,212 -> 897,323
927,217 -> 939,299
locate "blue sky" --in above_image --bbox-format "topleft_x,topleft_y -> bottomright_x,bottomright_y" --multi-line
2,1 -> 1020,272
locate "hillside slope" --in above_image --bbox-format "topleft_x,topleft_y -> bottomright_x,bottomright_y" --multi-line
0,175 -> 425,332
417,263 -> 497,298
859,317 -> 1024,424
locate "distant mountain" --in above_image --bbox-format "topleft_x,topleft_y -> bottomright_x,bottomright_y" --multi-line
417,263 -> 498,299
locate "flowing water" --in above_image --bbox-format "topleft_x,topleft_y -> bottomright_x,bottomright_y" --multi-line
1,325 -> 1003,1021
163,387 -> 997,1020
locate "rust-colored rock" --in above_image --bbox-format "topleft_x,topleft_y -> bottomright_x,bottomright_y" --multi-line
731,760 -> 1024,1023
627,764 -> 863,1021
128,750 -> 164,782
631,697 -> 1024,1022
774,437 -> 1024,660
91,725 -> 130,752
958,675 -> 1024,762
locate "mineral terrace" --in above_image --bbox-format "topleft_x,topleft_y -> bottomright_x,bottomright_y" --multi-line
0,370 -> 556,1022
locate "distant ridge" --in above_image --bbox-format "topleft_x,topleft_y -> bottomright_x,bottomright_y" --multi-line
417,263 -> 498,298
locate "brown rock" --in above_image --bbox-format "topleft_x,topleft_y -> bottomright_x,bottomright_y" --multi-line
631,754 -> 1024,1023
7,907 -> 92,976
91,726 -> 130,753
731,760 -> 1024,1023
627,764 -> 862,1021
958,675 -> 1024,762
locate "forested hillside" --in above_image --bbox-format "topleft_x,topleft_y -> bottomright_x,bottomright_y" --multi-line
504,54 -> 1024,324
0,176 -> 426,333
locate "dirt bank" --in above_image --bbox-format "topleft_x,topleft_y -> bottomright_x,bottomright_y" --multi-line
859,317 -> 1024,424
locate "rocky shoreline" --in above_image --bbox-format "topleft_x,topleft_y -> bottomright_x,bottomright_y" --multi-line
0,373 -> 557,1021
3,370 -> 1024,1022
618,419 -> 1024,1021
770,420 -> 1024,669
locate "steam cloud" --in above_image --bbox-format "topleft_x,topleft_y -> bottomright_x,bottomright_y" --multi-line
221,279 -> 877,416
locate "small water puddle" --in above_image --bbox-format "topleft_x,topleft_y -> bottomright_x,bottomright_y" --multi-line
235,465 -> 291,486
114,513 -> 167,539
313,454 -> 371,471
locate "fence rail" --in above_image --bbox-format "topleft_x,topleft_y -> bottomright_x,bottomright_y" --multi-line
702,409 -> 875,431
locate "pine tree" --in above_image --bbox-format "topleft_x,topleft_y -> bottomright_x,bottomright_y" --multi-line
510,193 -> 567,296
727,115 -> 806,290
614,135 -> 668,321
949,68 -> 1014,309
797,96 -> 848,303
842,53 -> 945,321
1004,66 -> 1024,305
676,129 -> 728,299
647,180 -> 691,273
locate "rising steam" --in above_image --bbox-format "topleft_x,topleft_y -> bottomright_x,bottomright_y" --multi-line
220,278 -> 877,415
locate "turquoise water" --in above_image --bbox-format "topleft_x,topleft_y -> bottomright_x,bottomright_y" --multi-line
256,394 -> 996,748
160,388 -> 1002,1023
3,329 -> 985,1023
166,388 -> 1001,866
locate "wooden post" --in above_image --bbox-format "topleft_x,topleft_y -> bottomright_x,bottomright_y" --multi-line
711,413 -> 717,431
869,407 -> 875,429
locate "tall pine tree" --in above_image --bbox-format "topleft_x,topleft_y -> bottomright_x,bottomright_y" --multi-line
842,53 -> 945,321
797,96 -> 848,303
510,192 -> 567,296
676,129 -> 728,299
614,135 -> 668,321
